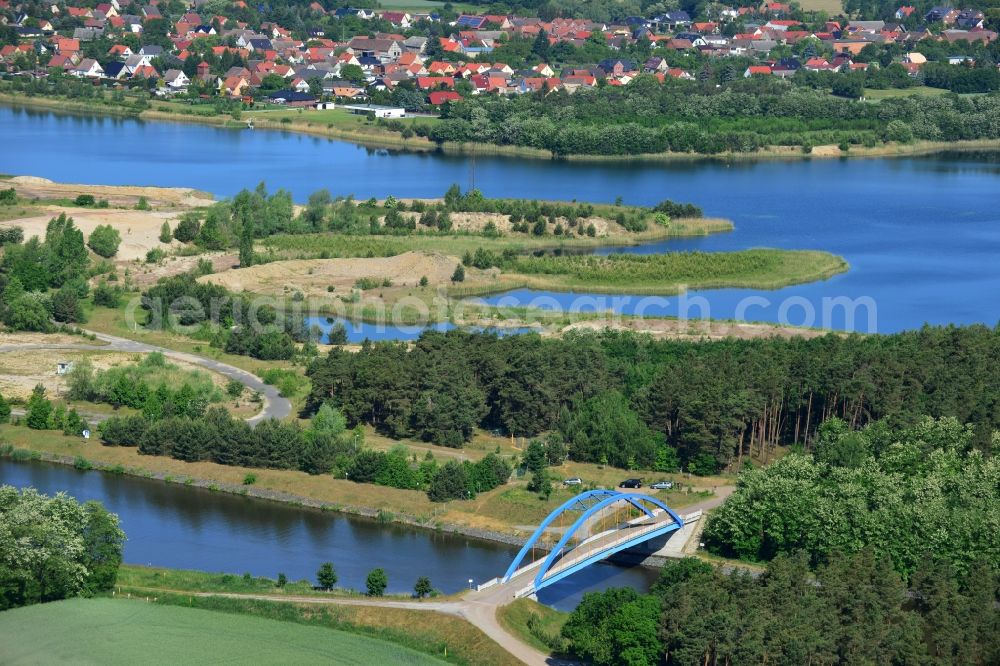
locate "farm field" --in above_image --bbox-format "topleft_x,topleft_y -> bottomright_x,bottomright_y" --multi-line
0,598 -> 445,665
864,86 -> 950,100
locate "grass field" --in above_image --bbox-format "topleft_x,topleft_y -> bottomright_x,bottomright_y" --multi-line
864,86 -> 950,101
795,0 -> 842,12
496,598 -> 569,654
0,598 -> 445,665
246,105 -> 438,129
487,249 -> 849,296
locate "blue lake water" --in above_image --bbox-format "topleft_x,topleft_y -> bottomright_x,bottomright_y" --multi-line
2,105 -> 1000,333
304,317 -> 540,343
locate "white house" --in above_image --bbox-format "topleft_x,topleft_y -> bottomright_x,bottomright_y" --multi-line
163,69 -> 189,88
70,58 -> 104,78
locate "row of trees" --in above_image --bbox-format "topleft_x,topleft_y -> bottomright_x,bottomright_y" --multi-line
561,552 -> 1000,666
415,83 -> 1000,155
345,446 -> 512,500
315,561 -> 400,597
0,486 -> 125,611
99,403 -> 513,502
306,325 -> 1000,472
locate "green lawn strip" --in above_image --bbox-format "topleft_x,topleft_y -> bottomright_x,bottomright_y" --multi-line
146,593 -> 513,665
116,564 -> 416,600
495,597 -> 570,655
0,597 -> 445,665
495,248 -> 848,295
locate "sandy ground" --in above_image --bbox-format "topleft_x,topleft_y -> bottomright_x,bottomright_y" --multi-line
1,205 -> 190,262
200,251 -> 472,295
0,333 -> 235,400
404,210 -> 622,236
129,252 -> 238,288
447,211 -> 622,235
0,349 -> 138,400
8,176 -> 214,209
562,318 -> 829,340
0,332 -> 108,347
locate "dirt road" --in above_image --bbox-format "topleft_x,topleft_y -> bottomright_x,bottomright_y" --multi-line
0,330 -> 291,425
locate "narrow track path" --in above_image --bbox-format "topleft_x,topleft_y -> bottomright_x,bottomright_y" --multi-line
0,330 -> 292,425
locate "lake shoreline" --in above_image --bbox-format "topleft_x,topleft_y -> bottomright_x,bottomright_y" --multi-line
5,94 -> 1000,164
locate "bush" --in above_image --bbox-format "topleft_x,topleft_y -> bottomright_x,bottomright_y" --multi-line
159,222 -> 172,243
366,568 -> 388,596
92,281 -> 122,308
51,285 -> 85,323
87,225 -> 121,258
0,226 -> 23,244
885,120 -> 913,143
428,460 -> 470,502
173,214 -> 200,243
145,248 -> 165,263
316,562 -> 337,590
135,196 -> 151,211
414,576 -> 432,598
74,194 -> 96,207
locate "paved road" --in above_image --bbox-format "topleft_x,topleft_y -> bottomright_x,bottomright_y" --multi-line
0,330 -> 292,425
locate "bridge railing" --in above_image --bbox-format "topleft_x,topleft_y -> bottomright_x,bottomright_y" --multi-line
475,577 -> 500,592
545,515 -> 674,579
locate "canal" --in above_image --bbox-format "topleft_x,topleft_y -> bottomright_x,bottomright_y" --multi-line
0,459 -> 659,610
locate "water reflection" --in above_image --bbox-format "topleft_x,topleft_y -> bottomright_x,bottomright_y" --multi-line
3,106 -> 1000,333
0,460 -> 660,609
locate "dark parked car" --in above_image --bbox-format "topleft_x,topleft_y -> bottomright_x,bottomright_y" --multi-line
619,478 -> 642,489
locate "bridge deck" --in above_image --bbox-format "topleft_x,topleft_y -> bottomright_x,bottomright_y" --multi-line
504,509 -> 683,597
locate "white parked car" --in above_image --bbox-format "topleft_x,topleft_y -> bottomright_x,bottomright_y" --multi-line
563,477 -> 583,486
650,480 -> 674,490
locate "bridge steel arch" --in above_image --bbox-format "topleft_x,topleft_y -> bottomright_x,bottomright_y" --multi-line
502,489 -> 620,582
502,490 -> 684,590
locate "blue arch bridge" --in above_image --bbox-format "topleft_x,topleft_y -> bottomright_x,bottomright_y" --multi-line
478,489 -> 699,599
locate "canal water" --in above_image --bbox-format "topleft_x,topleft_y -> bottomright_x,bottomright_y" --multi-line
2,106 -> 1000,333
0,459 -> 659,610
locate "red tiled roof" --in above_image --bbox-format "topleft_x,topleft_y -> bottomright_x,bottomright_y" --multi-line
428,90 -> 461,105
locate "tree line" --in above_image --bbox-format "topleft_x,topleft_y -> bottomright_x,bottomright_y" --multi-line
413,81 -> 1000,155
99,403 -> 513,502
560,552 -> 999,666
305,326 -> 1000,473
705,416 -> 1000,578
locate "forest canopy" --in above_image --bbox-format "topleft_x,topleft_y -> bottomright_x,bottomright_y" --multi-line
305,325 -> 1000,472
